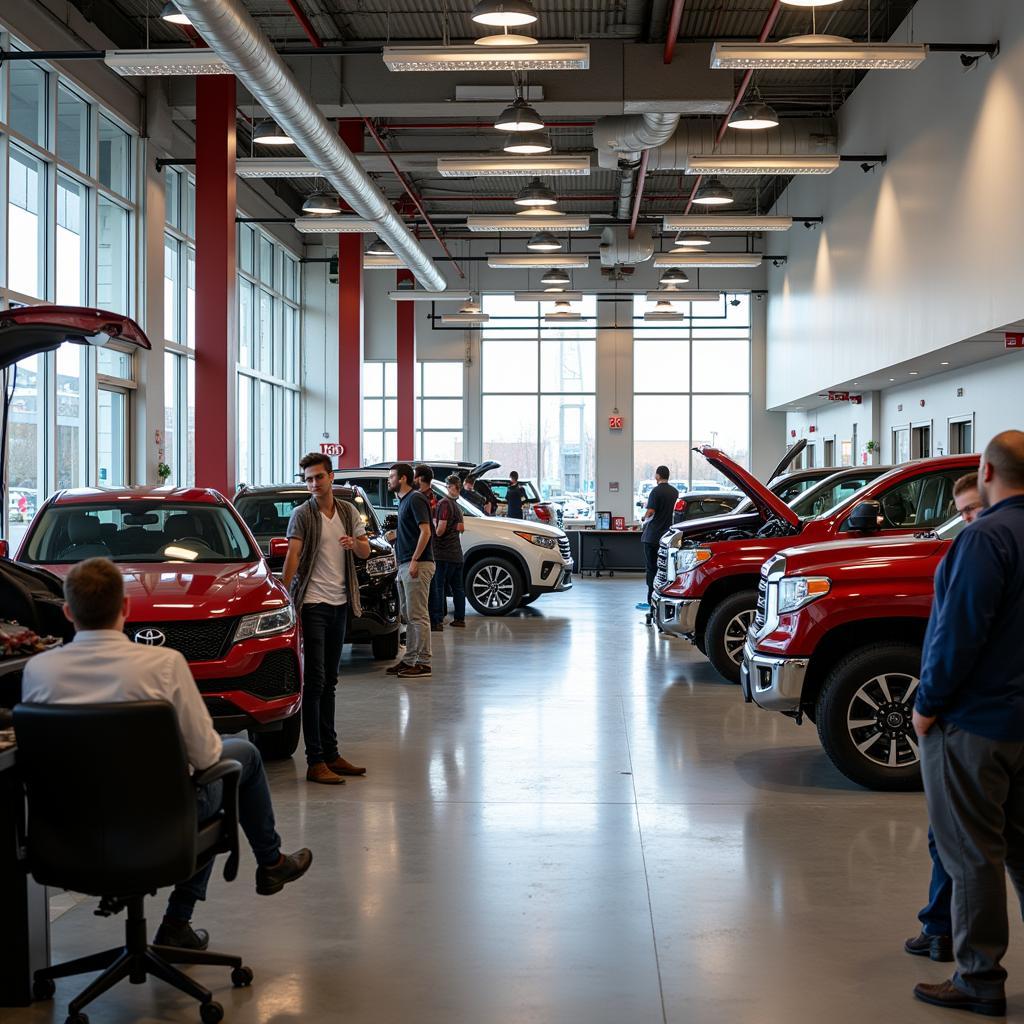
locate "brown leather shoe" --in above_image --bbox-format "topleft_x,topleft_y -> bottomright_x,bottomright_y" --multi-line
450,620 -> 466,627
325,756 -> 366,777
306,763 -> 346,785
905,930 -> 954,962
913,980 -> 1006,1016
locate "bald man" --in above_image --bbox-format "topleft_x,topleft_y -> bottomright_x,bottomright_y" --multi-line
912,430 -> 1024,1016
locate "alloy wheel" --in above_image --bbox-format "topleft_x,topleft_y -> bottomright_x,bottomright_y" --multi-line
471,564 -> 515,610
723,609 -> 755,665
846,672 -> 920,769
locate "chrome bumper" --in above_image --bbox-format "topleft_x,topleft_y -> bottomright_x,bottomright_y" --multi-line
740,640 -> 809,713
653,595 -> 700,638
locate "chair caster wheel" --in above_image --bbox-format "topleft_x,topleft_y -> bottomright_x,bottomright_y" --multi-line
65,1014 -> 89,1024
231,965 -> 254,987
200,1001 -> 224,1024
33,977 -> 56,1000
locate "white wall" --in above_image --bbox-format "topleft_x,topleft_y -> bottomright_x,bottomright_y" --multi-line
767,0 -> 1024,408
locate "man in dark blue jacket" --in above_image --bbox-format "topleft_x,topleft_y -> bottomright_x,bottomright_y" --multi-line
912,430 -> 1024,1017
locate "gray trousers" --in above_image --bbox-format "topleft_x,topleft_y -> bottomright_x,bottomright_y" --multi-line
921,721 -> 1024,998
398,561 -> 435,666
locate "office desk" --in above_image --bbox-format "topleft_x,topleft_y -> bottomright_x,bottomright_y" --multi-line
567,530 -> 646,575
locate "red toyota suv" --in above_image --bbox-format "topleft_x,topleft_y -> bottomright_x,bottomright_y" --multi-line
654,449 -> 978,683
740,515 -> 965,791
14,488 -> 302,760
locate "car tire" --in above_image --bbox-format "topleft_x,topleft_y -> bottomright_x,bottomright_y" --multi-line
371,630 -> 400,661
816,642 -> 923,792
703,590 -> 758,684
252,712 -> 301,761
466,558 -> 523,616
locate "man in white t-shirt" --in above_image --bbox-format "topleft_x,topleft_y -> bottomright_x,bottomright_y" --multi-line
283,452 -> 371,784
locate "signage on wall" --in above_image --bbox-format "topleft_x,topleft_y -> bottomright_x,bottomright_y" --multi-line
608,415 -> 624,430
1005,332 -> 1024,349
827,391 -> 850,402
319,442 -> 346,457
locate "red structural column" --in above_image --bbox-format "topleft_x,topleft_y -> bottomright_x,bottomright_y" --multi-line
194,75 -> 237,496
337,119 -> 363,465
395,269 -> 416,460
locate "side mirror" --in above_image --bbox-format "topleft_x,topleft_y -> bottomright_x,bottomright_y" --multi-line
383,514 -> 398,532
269,537 -> 289,558
847,499 -> 883,532
0,539 -> 8,559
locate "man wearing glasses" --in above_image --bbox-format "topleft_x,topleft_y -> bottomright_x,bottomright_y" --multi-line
283,453 -> 371,785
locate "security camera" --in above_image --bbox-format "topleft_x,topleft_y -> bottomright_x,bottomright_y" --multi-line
730,298 -> 741,307
960,52 -> 980,69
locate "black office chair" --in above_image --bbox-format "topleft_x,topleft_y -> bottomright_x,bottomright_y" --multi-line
13,701 -> 252,1024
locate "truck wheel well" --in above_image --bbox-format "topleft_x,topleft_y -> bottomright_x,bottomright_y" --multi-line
802,618 -> 927,709
694,575 -> 760,638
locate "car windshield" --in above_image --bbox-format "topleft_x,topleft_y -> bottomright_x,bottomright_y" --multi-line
235,489 -> 381,546
22,501 -> 257,564
790,474 -> 881,521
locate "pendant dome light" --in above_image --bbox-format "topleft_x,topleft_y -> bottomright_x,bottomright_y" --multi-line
727,101 -> 780,130
460,296 -> 483,314
659,267 -> 690,287
476,30 -> 538,46
301,192 -> 342,215
652,300 -> 678,313
547,300 -> 575,316
503,131 -> 552,155
670,242 -> 703,254
160,1 -> 191,25
675,231 -> 711,247
514,178 -> 558,207
541,268 -> 571,289
527,232 -> 562,252
366,236 -> 393,256
692,176 -> 734,206
495,97 -> 545,132
471,0 -> 538,27
253,121 -> 293,146
780,0 -> 843,6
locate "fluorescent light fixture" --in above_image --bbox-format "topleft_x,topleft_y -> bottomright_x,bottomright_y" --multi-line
237,158 -> 319,178
365,254 -> 405,269
503,131 -> 552,155
488,254 -> 590,269
727,101 -> 780,130
301,192 -> 341,215
710,35 -> 928,70
654,252 -> 763,268
294,217 -> 377,234
646,291 -> 721,303
685,154 -> 840,175
645,310 -> 686,322
515,178 -> 557,206
472,0 -> 538,27
663,215 -> 794,232
383,43 -> 589,72
495,98 -> 545,132
253,121 -> 293,146
466,216 -> 589,232
514,291 -> 583,302
160,2 -> 191,25
527,232 -> 562,251
692,176 -> 734,206
366,236 -> 393,256
104,49 -> 231,76
437,155 -> 590,177
441,313 -> 490,324
387,290 -> 473,302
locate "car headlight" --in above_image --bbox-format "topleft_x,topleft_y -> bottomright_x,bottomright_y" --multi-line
675,547 -> 712,573
777,576 -> 831,614
234,604 -> 295,642
366,554 -> 397,576
514,531 -> 558,549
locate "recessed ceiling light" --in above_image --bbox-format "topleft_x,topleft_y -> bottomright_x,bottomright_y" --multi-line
503,131 -> 552,155
889,377 -> 896,382
160,1 -> 191,25
495,97 -> 545,132
941,361 -> 950,366
514,178 -> 558,206
253,121 -> 293,146
527,231 -> 562,251
692,176 -> 734,206
909,371 -> 919,375
727,101 -> 780,130
471,0 -> 538,28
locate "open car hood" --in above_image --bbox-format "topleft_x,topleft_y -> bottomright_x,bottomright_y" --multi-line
694,446 -> 800,528
766,438 -> 807,480
0,306 -> 151,370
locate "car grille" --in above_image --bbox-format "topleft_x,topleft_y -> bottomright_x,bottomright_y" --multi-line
196,650 -> 301,700
202,696 -> 242,719
655,547 -> 669,591
125,617 -> 238,662
754,568 -> 768,630
557,536 -> 572,563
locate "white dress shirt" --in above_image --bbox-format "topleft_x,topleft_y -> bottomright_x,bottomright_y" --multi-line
22,629 -> 222,771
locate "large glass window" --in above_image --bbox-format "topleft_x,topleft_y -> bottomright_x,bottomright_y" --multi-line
9,60 -> 48,146
481,295 -> 597,499
7,355 -> 45,549
8,148 -> 46,298
56,86 -> 90,173
416,361 -> 464,461
98,116 -> 130,197
97,196 -> 130,314
632,294 -> 751,512
363,361 -> 397,466
56,176 -> 87,305
55,346 -> 87,489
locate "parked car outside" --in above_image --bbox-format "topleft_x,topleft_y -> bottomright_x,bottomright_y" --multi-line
740,515 -> 966,791
654,448 -> 978,683
233,483 -> 400,661
546,492 -> 593,521
14,487 -> 303,760
337,468 -> 573,616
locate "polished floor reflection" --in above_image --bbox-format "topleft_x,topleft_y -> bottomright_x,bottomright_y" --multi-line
13,578 -> 1024,1022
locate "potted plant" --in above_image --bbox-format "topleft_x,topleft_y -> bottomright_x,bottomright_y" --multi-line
157,462 -> 172,482
865,440 -> 879,463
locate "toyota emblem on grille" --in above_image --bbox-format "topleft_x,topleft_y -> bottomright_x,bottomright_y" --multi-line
134,628 -> 166,646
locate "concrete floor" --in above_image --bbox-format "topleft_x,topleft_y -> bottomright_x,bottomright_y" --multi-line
12,576 -> 1024,1023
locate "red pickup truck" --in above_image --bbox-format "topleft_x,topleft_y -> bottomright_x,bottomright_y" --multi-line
653,449 -> 978,683
739,516 -> 964,791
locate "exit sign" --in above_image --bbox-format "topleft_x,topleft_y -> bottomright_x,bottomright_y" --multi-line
1006,332 -> 1024,349
608,415 -> 624,430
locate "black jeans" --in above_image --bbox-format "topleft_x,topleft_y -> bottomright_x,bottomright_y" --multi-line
300,602 -> 348,766
430,559 -> 466,625
643,541 -> 659,604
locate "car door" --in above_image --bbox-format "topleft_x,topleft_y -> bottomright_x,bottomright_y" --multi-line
844,468 -> 967,533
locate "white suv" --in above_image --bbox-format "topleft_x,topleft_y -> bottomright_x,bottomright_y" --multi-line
338,468 -> 574,616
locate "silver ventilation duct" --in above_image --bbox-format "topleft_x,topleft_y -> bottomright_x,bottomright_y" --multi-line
599,225 -> 655,268
173,0 -> 446,291
593,112 -> 683,165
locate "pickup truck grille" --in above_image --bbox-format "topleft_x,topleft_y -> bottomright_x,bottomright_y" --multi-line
655,547 -> 669,591
754,569 -> 769,630
557,536 -> 572,564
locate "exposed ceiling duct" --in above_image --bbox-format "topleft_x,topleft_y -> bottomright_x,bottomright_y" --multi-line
173,0 -> 446,291
599,225 -> 656,268
593,113 -> 682,218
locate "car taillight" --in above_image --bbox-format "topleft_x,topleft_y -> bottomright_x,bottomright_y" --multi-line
534,504 -> 551,521
674,499 -> 688,513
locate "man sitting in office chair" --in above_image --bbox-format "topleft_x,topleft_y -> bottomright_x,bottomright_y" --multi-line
21,558 -> 313,950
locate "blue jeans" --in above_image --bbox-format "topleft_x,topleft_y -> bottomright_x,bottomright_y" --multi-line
300,602 -> 348,766
166,738 -> 282,922
918,825 -> 953,936
430,560 -> 465,625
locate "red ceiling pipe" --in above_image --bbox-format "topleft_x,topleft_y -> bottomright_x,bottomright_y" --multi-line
628,148 -> 650,239
683,0 -> 782,214
362,118 -> 465,279
663,0 -> 685,64
286,0 -> 323,47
